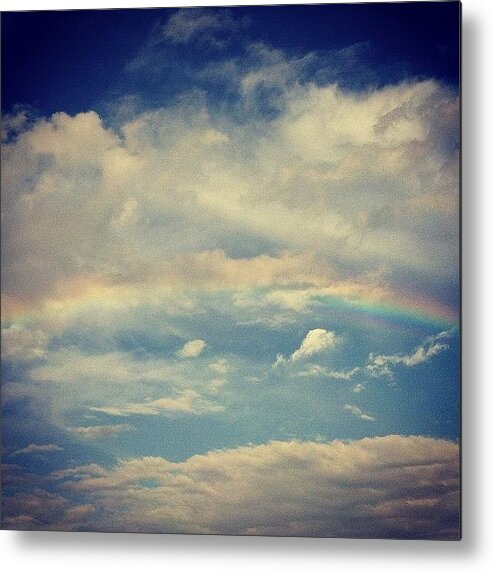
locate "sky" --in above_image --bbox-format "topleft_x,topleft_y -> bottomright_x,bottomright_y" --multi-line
1,2 -> 460,538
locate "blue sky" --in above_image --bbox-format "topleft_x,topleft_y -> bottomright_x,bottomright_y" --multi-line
1,3 -> 460,538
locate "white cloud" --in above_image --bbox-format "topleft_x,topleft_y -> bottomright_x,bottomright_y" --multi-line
1,76 -> 458,319
344,404 -> 376,422
89,389 -> 223,417
298,364 -> 360,380
289,328 -> 337,362
11,444 -> 63,456
68,424 -> 132,439
46,435 -> 459,538
367,330 -> 452,378
176,339 -> 207,358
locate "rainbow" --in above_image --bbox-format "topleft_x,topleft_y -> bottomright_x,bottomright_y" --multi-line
2,282 -> 459,336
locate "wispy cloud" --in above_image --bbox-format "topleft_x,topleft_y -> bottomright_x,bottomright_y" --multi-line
11,444 -> 63,456
344,404 -> 376,422
89,389 -> 223,417
367,330 -> 452,378
298,364 -> 360,380
209,358 -> 230,375
67,425 -> 132,440
162,8 -> 249,48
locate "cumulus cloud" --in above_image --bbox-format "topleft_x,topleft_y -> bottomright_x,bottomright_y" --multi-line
89,389 -> 223,417
293,330 -> 453,383
344,404 -> 376,422
276,329 -> 338,366
176,339 -> 207,358
1,75 -> 458,318
291,329 -> 337,361
23,435 -> 459,538
11,444 -> 64,456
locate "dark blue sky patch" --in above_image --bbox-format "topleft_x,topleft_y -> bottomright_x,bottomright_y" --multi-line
2,3 -> 460,118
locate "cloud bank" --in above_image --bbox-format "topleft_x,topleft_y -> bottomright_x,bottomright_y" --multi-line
3,435 -> 459,538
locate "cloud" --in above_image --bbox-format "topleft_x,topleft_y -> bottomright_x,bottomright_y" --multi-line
367,330 -> 452,378
344,404 -> 376,422
1,324 -> 48,361
298,364 -> 360,380
292,328 -> 337,360
208,378 -> 227,395
352,383 -> 366,393
67,424 -> 132,439
209,358 -> 230,375
29,349 -> 176,384
1,76 -> 459,319
176,339 -> 207,358
1,487 -> 95,531
162,8 -> 249,48
11,444 -> 64,456
36,435 -> 459,538
89,389 -> 223,417
276,329 -> 338,365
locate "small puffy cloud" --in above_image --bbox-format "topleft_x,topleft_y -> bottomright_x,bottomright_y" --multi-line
11,444 -> 64,456
176,339 -> 207,359
344,404 -> 376,422
68,424 -> 132,440
89,389 -> 223,417
292,328 -> 337,361
291,328 -> 337,361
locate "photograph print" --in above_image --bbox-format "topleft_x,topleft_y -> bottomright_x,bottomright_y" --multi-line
1,2 -> 461,539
